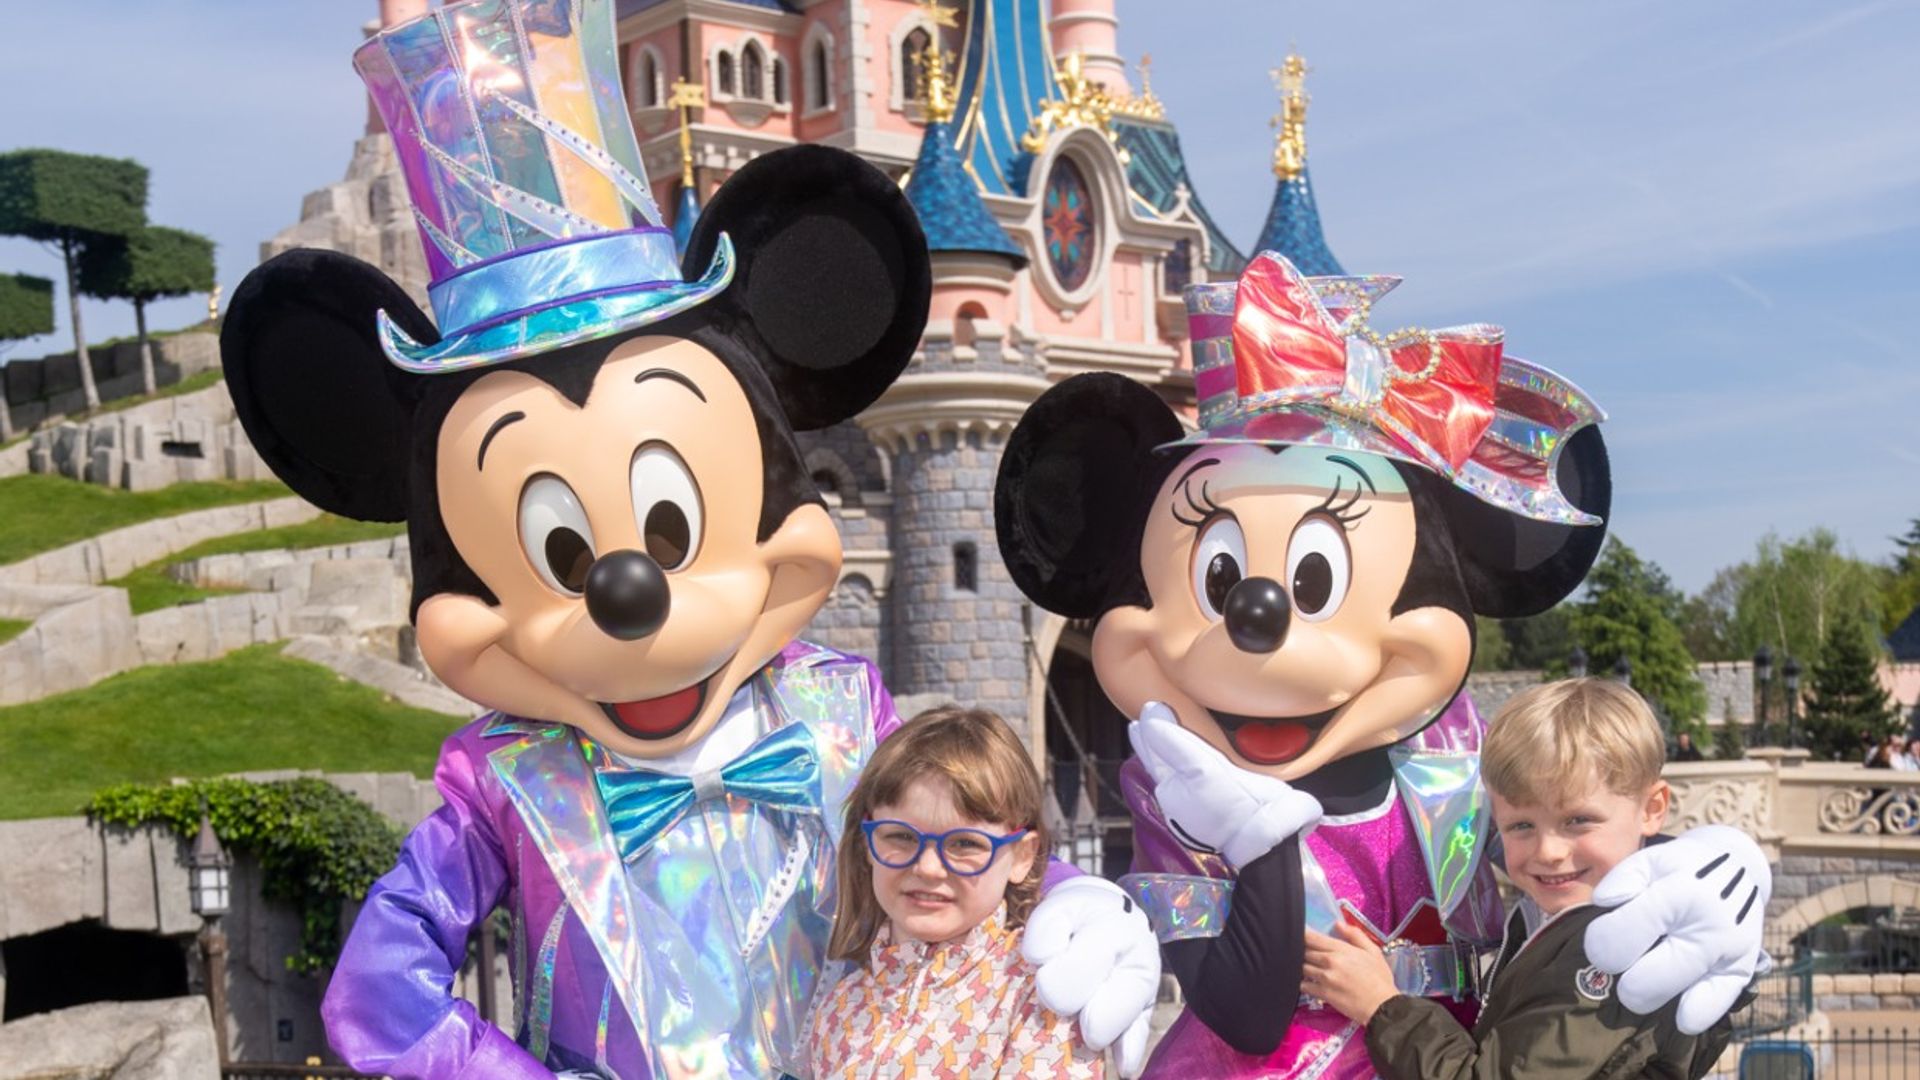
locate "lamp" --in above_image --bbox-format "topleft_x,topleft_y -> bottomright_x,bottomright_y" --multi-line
1783,655 -> 1803,749
1613,654 -> 1632,689
189,810 -> 231,1064
1569,646 -> 1589,679
1753,645 -> 1773,745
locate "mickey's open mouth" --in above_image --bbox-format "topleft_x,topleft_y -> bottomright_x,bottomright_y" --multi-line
597,659 -> 733,741
1206,704 -> 1342,766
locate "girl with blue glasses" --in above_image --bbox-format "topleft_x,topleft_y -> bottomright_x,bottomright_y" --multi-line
807,706 -> 1103,1078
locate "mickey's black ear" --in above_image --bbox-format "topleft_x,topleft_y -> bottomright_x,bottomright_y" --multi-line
1445,424 -> 1613,618
995,374 -> 1187,619
221,249 -> 433,522
682,144 -> 930,431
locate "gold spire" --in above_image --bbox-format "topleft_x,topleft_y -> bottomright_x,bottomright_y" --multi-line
1022,50 -> 1129,162
1107,52 -> 1164,121
919,39 -> 956,123
668,76 -> 705,189
912,0 -> 958,123
1271,52 -> 1309,180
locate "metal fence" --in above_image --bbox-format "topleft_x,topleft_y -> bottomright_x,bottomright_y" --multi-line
1731,1030 -> 1920,1079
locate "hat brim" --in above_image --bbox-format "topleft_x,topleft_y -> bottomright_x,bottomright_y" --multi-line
377,235 -> 735,373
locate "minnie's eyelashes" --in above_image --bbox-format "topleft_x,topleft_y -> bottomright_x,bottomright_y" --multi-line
1315,475 -> 1370,527
1172,474 -> 1225,528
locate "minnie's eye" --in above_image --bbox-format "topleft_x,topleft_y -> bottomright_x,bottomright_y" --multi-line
631,444 -> 703,571
1286,516 -> 1351,621
1190,515 -> 1247,621
519,474 -> 596,595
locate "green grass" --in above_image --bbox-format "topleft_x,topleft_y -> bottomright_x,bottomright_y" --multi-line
110,514 -> 407,614
0,642 -> 462,820
0,474 -> 289,567
0,618 -> 28,646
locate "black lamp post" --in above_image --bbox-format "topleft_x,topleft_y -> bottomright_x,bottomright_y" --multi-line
1783,655 -> 1803,750
189,811 -> 231,1065
1613,654 -> 1633,689
1753,645 -> 1773,746
1569,646 -> 1589,679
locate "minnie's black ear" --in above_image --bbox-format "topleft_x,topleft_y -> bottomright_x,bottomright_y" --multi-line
1444,424 -> 1613,618
682,144 -> 930,431
996,374 -> 1187,619
221,249 -> 433,522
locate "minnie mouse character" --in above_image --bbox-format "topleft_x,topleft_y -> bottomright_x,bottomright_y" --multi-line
996,253 -> 1769,1077
221,3 -> 1157,1075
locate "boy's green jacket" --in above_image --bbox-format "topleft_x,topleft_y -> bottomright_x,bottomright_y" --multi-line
1363,903 -> 1751,1080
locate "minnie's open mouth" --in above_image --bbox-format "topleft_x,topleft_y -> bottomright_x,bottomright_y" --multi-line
1206,705 -> 1342,765
597,658 -> 734,740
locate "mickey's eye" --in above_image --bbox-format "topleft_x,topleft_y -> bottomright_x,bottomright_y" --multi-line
631,444 -> 703,571
1286,516 -> 1351,621
519,474 -> 596,596
1190,515 -> 1247,621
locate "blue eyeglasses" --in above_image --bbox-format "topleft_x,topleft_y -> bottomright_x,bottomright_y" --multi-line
861,819 -> 1030,877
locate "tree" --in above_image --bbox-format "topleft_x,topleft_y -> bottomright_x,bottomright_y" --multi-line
0,149 -> 148,411
1680,565 -> 1746,662
0,272 -> 55,441
1728,529 -> 1883,668
1713,697 -> 1745,760
1800,611 -> 1900,761
1471,614 -> 1513,671
1569,537 -> 1708,736
1500,604 -> 1575,670
78,225 -> 215,396
1885,518 -> 1920,636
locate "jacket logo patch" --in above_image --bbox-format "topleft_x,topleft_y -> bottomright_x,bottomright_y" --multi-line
1575,964 -> 1613,1001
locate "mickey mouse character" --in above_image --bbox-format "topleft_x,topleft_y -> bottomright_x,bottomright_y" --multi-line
221,3 -> 1157,1076
996,253 -> 1770,1078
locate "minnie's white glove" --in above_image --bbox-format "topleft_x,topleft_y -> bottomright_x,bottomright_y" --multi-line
1023,875 -> 1160,1077
1129,701 -> 1323,869
1584,824 -> 1773,1035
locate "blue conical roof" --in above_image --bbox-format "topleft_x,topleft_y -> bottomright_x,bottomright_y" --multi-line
1253,166 -> 1344,277
905,119 -> 1024,263
671,183 -> 700,256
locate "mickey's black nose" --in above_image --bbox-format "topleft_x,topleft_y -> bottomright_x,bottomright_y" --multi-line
1224,576 -> 1291,654
585,550 -> 671,641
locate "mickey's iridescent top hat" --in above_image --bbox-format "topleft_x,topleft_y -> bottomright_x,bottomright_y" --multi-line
355,0 -> 730,372
1181,252 -> 1605,525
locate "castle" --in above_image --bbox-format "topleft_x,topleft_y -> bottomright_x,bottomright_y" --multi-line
271,0 -> 1349,873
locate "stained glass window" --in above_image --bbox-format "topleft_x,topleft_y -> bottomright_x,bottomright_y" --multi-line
1043,158 -> 1095,292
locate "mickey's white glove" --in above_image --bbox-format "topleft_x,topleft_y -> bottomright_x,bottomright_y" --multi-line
1584,824 -> 1773,1034
1023,874 -> 1160,1078
1129,701 -> 1323,869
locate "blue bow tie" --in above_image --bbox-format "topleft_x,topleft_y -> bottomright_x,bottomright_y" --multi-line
596,722 -> 822,861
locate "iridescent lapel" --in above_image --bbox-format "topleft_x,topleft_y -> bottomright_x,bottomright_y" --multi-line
1388,745 -> 1490,923
486,719 -> 650,1059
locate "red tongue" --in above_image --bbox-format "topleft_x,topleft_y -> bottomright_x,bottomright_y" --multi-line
1229,721 -> 1312,765
611,684 -> 703,737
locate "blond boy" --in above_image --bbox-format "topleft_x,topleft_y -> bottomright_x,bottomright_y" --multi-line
1302,679 -> 1750,1079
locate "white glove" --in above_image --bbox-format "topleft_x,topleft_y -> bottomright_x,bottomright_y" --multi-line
1583,823 -> 1772,1034
1023,874 -> 1160,1078
1128,701 -> 1323,869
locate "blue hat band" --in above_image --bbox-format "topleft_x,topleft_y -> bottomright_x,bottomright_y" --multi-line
427,227 -> 683,340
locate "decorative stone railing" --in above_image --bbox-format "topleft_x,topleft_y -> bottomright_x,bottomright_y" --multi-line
1665,751 -> 1920,860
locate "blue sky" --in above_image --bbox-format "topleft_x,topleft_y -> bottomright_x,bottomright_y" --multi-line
4,1 -> 1916,592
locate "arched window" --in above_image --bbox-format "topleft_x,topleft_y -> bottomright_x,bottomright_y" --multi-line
954,301 -> 987,348
810,39 -> 831,109
638,50 -> 659,108
901,28 -> 931,102
716,51 -> 736,97
742,42 -> 765,100
771,56 -> 787,106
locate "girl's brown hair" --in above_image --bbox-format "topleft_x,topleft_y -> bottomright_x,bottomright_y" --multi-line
827,705 -> 1050,967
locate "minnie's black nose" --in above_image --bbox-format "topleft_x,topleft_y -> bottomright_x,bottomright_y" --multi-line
1224,576 -> 1291,654
585,550 -> 671,641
